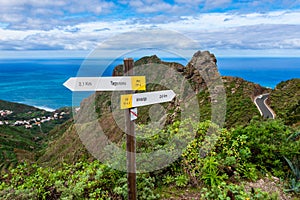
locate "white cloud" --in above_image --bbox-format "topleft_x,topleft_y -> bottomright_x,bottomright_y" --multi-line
0,0 -> 115,29
1,0 -> 300,31
204,0 -> 232,9
127,0 -> 179,13
96,29 -> 198,50
175,0 -> 204,4
152,10 -> 300,50
192,24 -> 300,50
1,7 -> 300,54
160,10 -> 300,32
0,50 -> 89,58
126,0 -> 232,14
0,0 -> 112,10
282,38 -> 300,48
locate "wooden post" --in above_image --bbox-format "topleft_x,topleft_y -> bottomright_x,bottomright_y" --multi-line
123,58 -> 137,200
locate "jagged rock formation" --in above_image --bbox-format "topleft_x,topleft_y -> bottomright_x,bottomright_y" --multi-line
113,51 -> 219,94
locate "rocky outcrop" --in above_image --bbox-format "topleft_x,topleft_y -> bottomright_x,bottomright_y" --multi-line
113,51 -> 219,94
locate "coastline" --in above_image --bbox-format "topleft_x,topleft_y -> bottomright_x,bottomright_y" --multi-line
33,105 -> 56,112
16,100 -> 57,112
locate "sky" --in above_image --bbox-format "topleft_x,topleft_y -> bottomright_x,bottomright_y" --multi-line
1,0 -> 300,58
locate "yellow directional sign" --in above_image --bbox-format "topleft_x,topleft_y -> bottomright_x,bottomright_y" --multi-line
121,94 -> 133,109
131,76 -> 146,91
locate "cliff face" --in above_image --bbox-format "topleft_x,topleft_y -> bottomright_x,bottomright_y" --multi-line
183,51 -> 218,92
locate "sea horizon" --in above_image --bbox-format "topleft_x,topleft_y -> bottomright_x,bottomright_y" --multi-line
0,57 -> 299,111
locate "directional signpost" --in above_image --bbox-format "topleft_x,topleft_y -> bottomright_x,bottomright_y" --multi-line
63,59 -> 176,200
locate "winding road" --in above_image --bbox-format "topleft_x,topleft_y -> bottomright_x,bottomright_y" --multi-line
254,93 -> 275,119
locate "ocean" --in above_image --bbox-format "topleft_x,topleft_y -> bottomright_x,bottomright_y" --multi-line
0,57 -> 299,111
218,57 -> 300,88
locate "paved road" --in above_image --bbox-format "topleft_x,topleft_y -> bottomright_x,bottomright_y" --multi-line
254,93 -> 275,119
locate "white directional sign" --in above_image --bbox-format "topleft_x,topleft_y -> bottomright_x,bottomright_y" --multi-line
121,90 -> 176,109
63,76 -> 146,91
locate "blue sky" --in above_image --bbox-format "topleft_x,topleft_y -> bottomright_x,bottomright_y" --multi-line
1,0 -> 300,57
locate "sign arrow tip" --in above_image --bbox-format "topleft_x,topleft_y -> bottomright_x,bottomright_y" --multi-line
170,90 -> 176,99
63,78 -> 75,91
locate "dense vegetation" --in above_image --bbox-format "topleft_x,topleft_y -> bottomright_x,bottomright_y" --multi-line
269,79 -> 300,127
0,125 -> 39,171
0,119 -> 299,199
207,76 -> 267,127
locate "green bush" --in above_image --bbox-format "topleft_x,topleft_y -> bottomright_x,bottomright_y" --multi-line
0,159 -> 160,200
200,156 -> 228,187
174,174 -> 189,187
231,119 -> 300,178
200,182 -> 279,200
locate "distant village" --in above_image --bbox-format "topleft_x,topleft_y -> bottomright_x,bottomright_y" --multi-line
0,109 -> 69,129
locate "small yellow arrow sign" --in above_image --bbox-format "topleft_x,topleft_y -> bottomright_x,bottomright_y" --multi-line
121,94 -> 133,109
131,76 -> 146,91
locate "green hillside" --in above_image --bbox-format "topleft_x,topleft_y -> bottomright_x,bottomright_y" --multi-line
0,100 -> 72,172
37,119 -> 90,167
212,76 -> 270,127
0,100 -> 40,114
269,78 -> 300,126
0,125 -> 39,171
